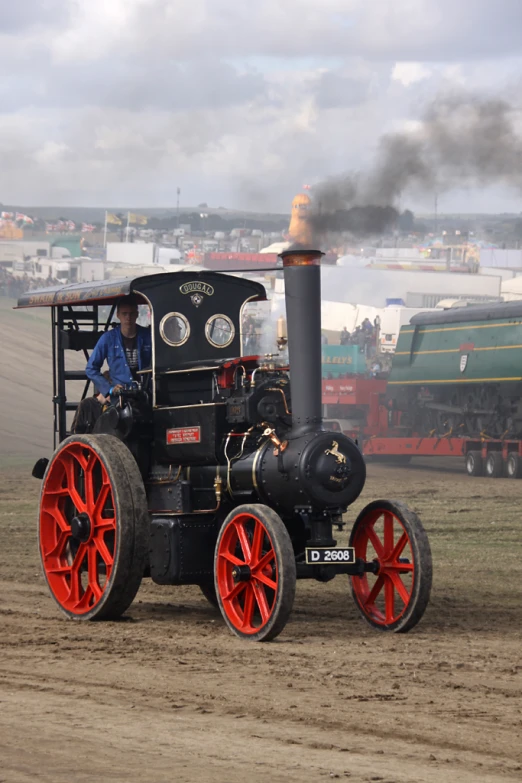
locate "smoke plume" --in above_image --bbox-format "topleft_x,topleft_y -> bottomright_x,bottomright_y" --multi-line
309,90 -> 522,237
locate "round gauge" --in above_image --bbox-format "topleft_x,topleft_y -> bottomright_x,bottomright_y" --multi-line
159,312 -> 190,346
205,314 -> 235,348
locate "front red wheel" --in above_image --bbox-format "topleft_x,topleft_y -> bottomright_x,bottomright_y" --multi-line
39,435 -> 149,620
214,504 -> 296,641
349,500 -> 432,632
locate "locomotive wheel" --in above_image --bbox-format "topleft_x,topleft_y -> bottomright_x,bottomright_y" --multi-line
505,452 -> 522,479
485,452 -> 503,479
39,434 -> 149,620
465,450 -> 483,477
214,504 -> 296,641
349,500 -> 432,633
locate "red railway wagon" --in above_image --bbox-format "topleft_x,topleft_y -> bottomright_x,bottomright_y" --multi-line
322,377 -> 522,479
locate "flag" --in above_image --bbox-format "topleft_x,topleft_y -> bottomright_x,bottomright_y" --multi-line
81,223 -> 95,232
45,223 -> 56,232
67,220 -> 76,231
1,211 -> 13,219
16,212 -> 33,224
128,213 -> 147,225
107,213 -> 122,225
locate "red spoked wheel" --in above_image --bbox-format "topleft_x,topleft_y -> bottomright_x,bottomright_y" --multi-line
214,504 -> 296,641
349,500 -> 432,633
39,434 -> 149,620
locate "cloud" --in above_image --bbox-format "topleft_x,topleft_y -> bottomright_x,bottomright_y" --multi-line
2,0 -> 522,211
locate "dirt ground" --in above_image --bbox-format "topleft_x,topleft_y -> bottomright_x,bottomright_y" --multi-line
0,458 -> 520,783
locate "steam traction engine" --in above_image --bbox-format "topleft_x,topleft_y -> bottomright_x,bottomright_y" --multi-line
20,248 -> 432,641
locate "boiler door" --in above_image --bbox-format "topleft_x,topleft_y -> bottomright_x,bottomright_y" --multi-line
299,432 -> 366,508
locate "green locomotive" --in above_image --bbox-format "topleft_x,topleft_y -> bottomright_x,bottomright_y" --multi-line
388,301 -> 522,439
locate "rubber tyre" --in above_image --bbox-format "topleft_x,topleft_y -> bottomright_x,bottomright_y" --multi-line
199,581 -> 219,608
505,452 -> 521,479
349,499 -> 432,633
39,434 -> 149,620
214,504 -> 296,642
465,450 -> 483,477
485,451 -> 503,478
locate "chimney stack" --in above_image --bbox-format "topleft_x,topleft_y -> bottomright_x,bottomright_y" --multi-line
280,248 -> 324,437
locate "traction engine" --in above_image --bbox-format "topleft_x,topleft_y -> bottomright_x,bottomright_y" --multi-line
24,247 -> 433,641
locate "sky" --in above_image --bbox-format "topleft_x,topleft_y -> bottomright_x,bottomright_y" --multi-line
2,0 -> 522,213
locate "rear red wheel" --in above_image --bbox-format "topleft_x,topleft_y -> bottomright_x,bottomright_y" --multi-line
349,500 -> 432,632
39,434 -> 149,620
214,504 -> 296,641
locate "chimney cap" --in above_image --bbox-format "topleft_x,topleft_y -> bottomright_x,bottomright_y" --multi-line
279,247 -> 324,267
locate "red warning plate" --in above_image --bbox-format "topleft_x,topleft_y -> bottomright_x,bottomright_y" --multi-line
166,426 -> 201,444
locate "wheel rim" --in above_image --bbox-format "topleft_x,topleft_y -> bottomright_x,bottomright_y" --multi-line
216,512 -> 278,635
467,455 -> 475,472
351,507 -> 414,626
507,457 -> 515,477
40,442 -> 117,615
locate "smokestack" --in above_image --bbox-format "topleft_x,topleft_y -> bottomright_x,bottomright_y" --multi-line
280,247 -> 324,437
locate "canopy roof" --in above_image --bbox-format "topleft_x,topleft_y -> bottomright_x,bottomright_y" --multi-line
17,271 -> 266,309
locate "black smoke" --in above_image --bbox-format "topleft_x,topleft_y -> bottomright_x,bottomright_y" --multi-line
309,204 -> 399,235
309,90 -> 522,237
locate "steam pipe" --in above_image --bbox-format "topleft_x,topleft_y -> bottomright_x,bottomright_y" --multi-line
280,248 -> 324,436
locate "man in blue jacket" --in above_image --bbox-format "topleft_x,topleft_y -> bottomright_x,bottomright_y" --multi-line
86,294 -> 152,403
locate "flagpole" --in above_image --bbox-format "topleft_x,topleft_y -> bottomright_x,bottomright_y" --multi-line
103,210 -> 108,249
126,211 -> 130,242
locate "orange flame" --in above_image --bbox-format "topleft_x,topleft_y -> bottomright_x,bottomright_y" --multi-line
288,192 -> 313,247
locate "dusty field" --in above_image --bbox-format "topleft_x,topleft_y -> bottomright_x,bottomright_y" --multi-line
0,459 -> 520,783
0,296 -> 83,459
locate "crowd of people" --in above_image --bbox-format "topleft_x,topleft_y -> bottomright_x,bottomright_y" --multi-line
322,317 -> 379,358
0,268 -> 61,299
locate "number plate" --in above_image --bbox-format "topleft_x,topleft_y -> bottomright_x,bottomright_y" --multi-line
305,547 -> 356,565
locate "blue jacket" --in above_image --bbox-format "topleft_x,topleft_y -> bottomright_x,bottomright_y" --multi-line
86,324 -> 152,396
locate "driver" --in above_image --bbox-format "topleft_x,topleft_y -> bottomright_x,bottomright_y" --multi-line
86,294 -> 152,403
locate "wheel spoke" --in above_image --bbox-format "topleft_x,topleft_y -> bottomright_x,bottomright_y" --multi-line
75,585 -> 94,612
252,581 -> 271,624
383,512 -> 394,557
93,534 -> 114,568
251,548 -> 275,575
388,532 -> 409,564
367,526 -> 385,560
67,561 -> 83,608
43,529 -> 69,560
253,570 -> 277,591
250,519 -> 264,562
222,580 -> 247,602
235,521 -> 252,563
242,584 -> 255,628
92,482 -> 110,522
388,570 -> 411,605
46,564 -> 73,575
52,505 -> 71,533
70,541 -> 87,573
61,456 -> 85,513
219,549 -> 245,567
384,577 -> 395,623
364,574 -> 385,608
83,454 -> 96,510
88,547 -> 101,597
